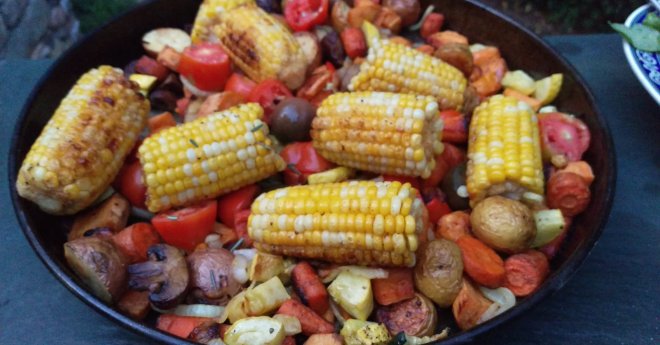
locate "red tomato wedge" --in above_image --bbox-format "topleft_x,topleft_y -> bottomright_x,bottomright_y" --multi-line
225,73 -> 257,98
116,160 -> 147,209
284,0 -> 330,32
178,43 -> 231,92
247,79 -> 293,124
538,112 -> 591,161
151,200 -> 217,252
439,110 -> 468,143
280,142 -> 335,185
425,197 -> 452,225
217,184 -> 261,227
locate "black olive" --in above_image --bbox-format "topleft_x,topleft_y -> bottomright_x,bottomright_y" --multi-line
256,0 -> 282,13
270,97 -> 316,143
440,162 -> 470,210
149,89 -> 178,112
321,31 -> 346,67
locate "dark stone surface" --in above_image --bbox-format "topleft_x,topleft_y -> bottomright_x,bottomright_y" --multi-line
0,34 -> 658,344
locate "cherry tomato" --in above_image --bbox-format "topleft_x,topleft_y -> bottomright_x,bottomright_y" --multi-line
439,110 -> 468,143
382,175 -> 421,191
217,184 -> 261,227
538,112 -> 591,162
284,0 -> 329,32
425,197 -> 452,225
280,142 -> 335,185
178,43 -> 231,92
247,79 -> 293,124
151,200 -> 217,252
225,73 -> 257,99
116,160 -> 147,209
234,209 -> 253,247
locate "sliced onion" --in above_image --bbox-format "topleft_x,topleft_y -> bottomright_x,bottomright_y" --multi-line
329,299 -> 346,326
233,248 -> 257,262
154,304 -> 226,318
205,233 -> 223,249
403,328 -> 450,344
409,5 -> 435,31
477,286 -> 516,323
321,265 -> 389,284
273,314 -> 302,336
180,75 -> 214,98
232,254 -> 250,284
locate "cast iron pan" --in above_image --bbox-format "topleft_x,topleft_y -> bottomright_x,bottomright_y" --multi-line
8,0 -> 616,343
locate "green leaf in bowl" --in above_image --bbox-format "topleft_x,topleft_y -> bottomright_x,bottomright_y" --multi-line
643,13 -> 660,31
610,22 -> 660,52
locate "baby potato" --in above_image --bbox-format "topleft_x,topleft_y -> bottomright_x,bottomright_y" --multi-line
470,196 -> 536,253
414,239 -> 464,307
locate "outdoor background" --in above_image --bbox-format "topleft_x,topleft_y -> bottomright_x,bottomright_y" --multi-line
0,0 -> 646,59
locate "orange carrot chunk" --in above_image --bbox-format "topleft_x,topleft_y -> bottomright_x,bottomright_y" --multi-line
560,161 -> 595,186
503,250 -> 550,297
148,112 -> 177,134
292,261 -> 330,315
156,314 -> 214,339
372,267 -> 415,306
436,211 -> 471,242
456,236 -> 506,288
547,171 -> 591,217
277,299 -> 335,335
112,222 -> 161,264
503,88 -> 542,111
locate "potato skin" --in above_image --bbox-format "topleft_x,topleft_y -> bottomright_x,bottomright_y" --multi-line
414,239 -> 463,307
376,293 -> 437,337
470,196 -> 536,253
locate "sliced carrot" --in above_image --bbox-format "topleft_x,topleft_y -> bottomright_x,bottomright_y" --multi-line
117,290 -> 150,320
560,161 -> 594,186
197,91 -> 245,118
156,314 -> 214,339
456,236 -> 506,288
112,222 -> 161,263
277,299 -> 335,335
292,262 -> 330,315
452,278 -> 493,330
503,250 -> 550,297
372,267 -> 415,306
470,46 -> 507,98
436,211 -> 471,242
503,88 -> 542,111
148,112 -> 177,134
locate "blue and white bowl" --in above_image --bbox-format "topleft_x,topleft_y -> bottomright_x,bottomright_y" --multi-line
623,4 -> 660,104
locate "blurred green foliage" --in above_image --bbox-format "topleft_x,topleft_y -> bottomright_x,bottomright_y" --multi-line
71,0 -> 138,33
529,0 -> 646,32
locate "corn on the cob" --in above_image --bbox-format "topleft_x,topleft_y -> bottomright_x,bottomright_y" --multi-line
190,0 -> 255,44
16,66 -> 149,215
311,92 -> 444,178
248,181 -> 428,267
348,40 -> 467,110
138,103 -> 286,212
213,5 -> 307,89
466,95 -> 544,206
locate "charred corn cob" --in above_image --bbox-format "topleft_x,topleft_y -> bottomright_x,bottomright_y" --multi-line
190,0 -> 255,43
16,66 -> 149,215
214,5 -> 307,89
138,103 -> 286,212
466,95 -> 544,206
248,181 -> 428,267
348,40 -> 467,110
311,92 -> 444,178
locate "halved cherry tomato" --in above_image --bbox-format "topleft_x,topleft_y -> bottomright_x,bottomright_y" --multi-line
247,79 -> 293,124
284,0 -> 330,32
280,142 -> 335,185
225,73 -> 257,99
425,197 -> 452,225
116,160 -> 147,209
439,110 -> 467,143
382,175 -> 421,191
151,200 -> 217,252
217,184 -> 261,227
178,43 -> 231,92
538,112 -> 591,162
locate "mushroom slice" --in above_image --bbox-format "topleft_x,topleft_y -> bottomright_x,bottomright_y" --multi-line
128,244 -> 189,309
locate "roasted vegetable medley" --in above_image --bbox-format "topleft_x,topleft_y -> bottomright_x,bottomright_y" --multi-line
16,0 -> 596,344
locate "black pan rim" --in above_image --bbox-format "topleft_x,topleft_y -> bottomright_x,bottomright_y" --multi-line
8,0 -> 617,343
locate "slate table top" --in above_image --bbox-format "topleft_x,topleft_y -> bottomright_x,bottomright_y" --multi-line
0,34 -> 658,345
